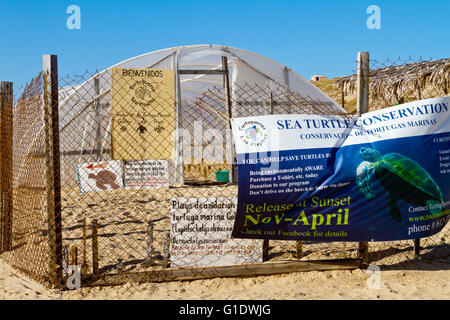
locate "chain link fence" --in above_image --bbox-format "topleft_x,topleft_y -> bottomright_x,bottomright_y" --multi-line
335,56 -> 450,265
0,55 -> 448,291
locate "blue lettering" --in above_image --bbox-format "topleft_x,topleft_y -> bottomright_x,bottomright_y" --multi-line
277,120 -> 285,130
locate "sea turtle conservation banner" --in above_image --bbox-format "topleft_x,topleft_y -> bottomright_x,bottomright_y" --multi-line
230,97 -> 450,241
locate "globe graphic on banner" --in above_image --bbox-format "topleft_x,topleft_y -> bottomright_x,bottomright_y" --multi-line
245,125 -> 262,142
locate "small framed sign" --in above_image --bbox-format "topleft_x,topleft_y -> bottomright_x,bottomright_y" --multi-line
124,160 -> 169,189
76,161 -> 124,193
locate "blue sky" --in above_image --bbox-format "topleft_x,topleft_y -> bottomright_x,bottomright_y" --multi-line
1,0 -> 449,90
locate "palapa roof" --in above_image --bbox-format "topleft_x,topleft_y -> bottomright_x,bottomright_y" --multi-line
335,58 -> 450,107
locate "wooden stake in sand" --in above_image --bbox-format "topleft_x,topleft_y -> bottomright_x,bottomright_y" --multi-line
163,231 -> 170,268
43,55 -> 63,285
357,51 -> 370,267
414,239 -> 421,258
295,241 -> 303,259
145,222 -> 154,267
262,240 -> 269,261
71,246 -> 78,266
81,218 -> 88,274
91,219 -> 99,274
62,245 -> 69,275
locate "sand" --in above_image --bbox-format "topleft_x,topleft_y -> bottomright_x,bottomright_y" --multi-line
0,256 -> 448,300
0,184 -> 448,300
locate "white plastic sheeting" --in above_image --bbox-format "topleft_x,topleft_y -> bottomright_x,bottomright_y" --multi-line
53,45 -> 344,187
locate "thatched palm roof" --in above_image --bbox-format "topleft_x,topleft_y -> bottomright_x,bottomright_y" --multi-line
335,58 -> 449,107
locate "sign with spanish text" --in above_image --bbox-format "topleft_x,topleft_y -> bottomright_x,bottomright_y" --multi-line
110,68 -> 175,160
231,97 -> 450,241
124,160 -> 169,189
170,197 -> 263,267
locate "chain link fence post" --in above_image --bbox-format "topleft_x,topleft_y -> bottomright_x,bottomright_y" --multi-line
43,54 -> 63,287
0,81 -> 13,253
357,51 -> 370,267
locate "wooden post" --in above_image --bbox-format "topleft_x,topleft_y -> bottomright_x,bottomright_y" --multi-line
81,218 -> 88,274
357,241 -> 369,267
414,239 -> 421,258
163,231 -> 170,268
262,240 -> 269,261
145,222 -> 154,267
71,246 -> 78,266
356,52 -> 370,267
62,246 -> 69,276
43,55 -> 63,285
357,52 -> 370,116
91,219 -> 99,274
0,81 -> 13,253
222,56 -> 236,184
295,241 -> 303,259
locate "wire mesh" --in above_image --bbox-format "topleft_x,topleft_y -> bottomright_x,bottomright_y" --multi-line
0,56 -> 448,290
0,73 -> 53,284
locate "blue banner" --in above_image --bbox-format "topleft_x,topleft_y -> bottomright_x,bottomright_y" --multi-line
231,97 -> 450,241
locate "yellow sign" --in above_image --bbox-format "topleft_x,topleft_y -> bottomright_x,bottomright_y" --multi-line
110,68 -> 175,160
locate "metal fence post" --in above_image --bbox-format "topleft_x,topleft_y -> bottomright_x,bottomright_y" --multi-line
94,77 -> 102,161
43,54 -> 63,286
0,81 -> 13,253
174,51 -> 185,185
357,51 -> 370,267
222,56 -> 237,184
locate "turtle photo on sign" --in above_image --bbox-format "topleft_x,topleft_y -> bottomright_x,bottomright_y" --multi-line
356,147 -> 445,222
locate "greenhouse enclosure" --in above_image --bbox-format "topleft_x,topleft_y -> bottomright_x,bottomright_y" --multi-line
6,45 -> 355,287
27,44 -> 346,188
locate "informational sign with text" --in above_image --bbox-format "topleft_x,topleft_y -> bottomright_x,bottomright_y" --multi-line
110,67 -> 175,160
124,160 -> 169,189
170,197 -> 263,267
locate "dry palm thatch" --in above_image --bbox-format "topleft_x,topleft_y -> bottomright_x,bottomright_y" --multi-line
336,58 -> 450,110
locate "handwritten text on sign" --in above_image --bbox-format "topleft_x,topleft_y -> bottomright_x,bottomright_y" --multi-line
170,197 -> 262,267
124,160 -> 169,189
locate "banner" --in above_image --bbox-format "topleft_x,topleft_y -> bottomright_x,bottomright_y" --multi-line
231,97 -> 450,241
110,68 -> 175,160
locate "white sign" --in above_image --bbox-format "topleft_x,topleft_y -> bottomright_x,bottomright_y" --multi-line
170,197 -> 263,268
124,160 -> 169,189
76,161 -> 124,193
231,97 -> 450,155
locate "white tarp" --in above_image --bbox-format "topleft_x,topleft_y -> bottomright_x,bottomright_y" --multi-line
53,45 -> 345,187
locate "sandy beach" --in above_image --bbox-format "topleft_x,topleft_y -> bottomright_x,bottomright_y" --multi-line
0,256 -> 448,300
0,183 -> 448,300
